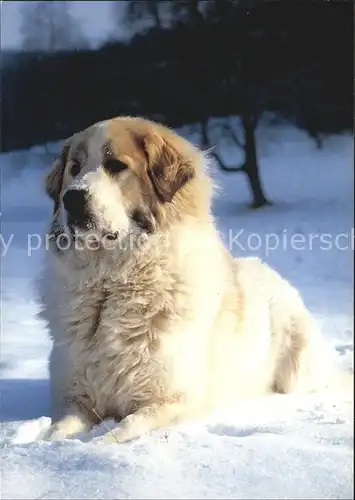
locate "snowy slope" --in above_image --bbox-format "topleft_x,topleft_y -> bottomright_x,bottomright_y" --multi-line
1,124 -> 353,499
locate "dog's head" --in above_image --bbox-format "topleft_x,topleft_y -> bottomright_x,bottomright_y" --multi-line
45,116 -> 212,258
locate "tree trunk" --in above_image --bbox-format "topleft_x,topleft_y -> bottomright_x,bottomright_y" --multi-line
242,116 -> 270,208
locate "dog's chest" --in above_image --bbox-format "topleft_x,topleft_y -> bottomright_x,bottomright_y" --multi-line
62,285 -> 165,418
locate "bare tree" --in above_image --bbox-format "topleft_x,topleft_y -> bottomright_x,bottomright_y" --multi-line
200,65 -> 321,208
20,1 -> 87,52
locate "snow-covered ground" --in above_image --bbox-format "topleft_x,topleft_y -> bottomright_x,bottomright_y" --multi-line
1,124 -> 353,499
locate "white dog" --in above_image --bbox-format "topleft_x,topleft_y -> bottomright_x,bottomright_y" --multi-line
38,116 -> 347,444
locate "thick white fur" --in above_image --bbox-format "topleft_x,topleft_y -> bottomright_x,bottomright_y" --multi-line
38,117 -> 349,445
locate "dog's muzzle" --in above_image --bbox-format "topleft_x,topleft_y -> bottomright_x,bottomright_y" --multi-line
63,189 -> 92,230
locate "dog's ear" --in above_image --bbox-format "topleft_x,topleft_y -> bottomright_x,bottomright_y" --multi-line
143,133 -> 195,203
44,140 -> 71,205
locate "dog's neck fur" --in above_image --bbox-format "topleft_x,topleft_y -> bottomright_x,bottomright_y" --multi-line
45,217 -> 219,363
51,216 -> 215,298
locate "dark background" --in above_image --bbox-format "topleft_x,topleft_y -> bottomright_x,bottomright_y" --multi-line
1,0 -> 353,207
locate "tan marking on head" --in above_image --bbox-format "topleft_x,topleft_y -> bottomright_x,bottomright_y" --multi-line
105,116 -> 213,226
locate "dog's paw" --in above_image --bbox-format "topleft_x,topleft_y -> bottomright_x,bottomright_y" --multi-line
41,423 -> 70,442
40,414 -> 90,442
41,423 -> 79,441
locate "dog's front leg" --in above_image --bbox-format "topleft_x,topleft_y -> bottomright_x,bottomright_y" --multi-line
95,401 -> 190,445
42,407 -> 91,441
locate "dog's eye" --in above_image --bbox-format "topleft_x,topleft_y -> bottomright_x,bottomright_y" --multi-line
70,161 -> 81,177
104,158 -> 128,175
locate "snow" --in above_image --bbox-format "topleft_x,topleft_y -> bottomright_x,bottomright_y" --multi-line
1,123 -> 353,499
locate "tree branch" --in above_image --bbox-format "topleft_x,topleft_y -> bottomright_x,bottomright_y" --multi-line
208,146 -> 245,173
200,118 -> 245,172
219,161 -> 246,173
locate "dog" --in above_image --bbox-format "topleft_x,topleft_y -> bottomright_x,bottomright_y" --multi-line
38,116 -> 345,444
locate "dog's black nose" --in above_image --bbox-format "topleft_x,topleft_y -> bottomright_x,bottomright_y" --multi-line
62,189 -> 90,228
